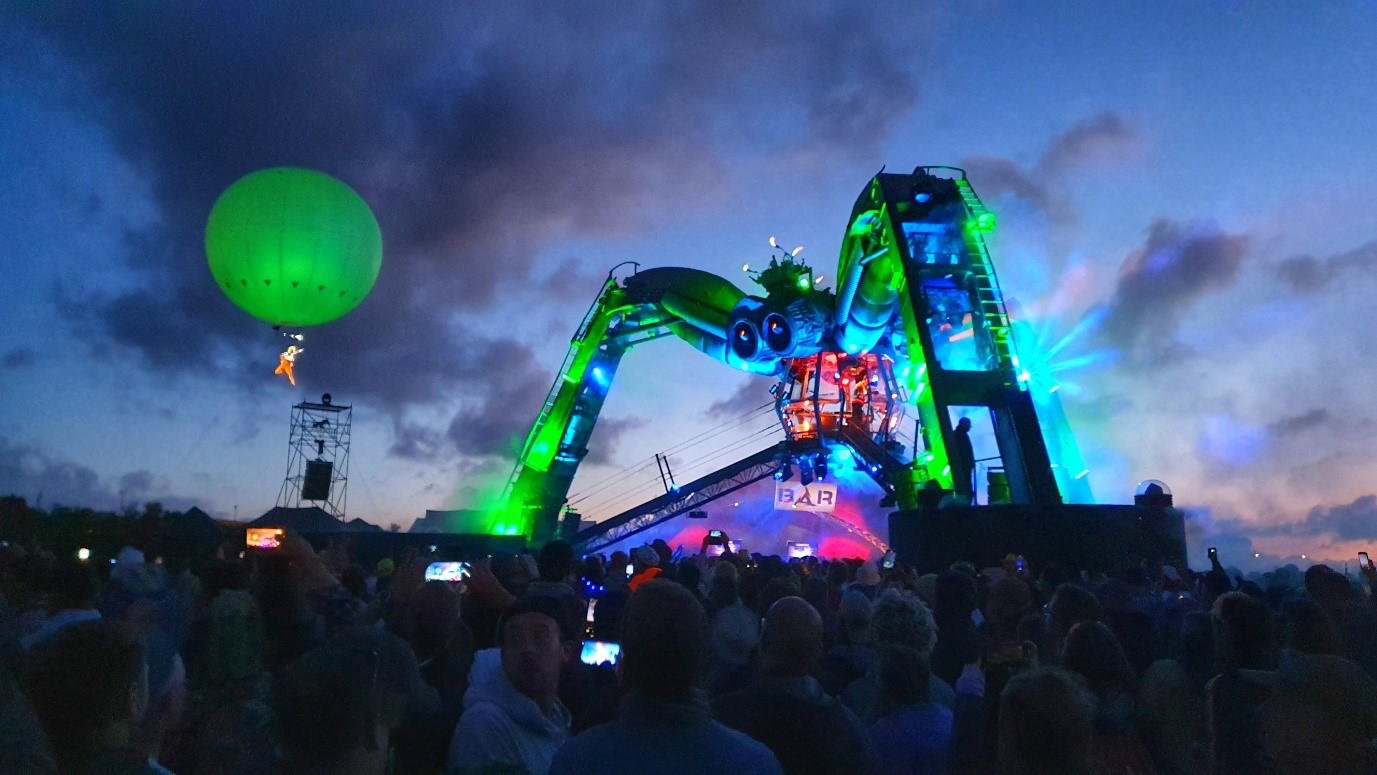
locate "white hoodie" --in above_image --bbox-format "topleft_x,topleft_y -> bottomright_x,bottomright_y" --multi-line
447,648 -> 571,775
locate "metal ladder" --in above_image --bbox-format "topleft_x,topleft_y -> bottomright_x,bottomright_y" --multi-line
954,179 -> 1019,378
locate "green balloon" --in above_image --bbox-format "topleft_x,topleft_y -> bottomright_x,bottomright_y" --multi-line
206,167 -> 382,327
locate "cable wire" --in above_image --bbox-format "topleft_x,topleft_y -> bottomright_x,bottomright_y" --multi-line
584,423 -> 784,518
567,402 -> 774,506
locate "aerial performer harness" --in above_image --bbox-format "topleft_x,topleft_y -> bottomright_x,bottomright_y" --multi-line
205,167 -> 383,384
274,344 -> 304,386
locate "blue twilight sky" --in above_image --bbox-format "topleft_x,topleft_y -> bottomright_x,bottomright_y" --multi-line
3,2 -> 1377,569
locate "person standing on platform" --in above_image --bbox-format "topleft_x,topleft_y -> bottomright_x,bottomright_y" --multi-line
949,417 -> 976,504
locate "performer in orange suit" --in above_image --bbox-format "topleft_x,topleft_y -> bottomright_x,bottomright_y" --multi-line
275,345 -> 303,386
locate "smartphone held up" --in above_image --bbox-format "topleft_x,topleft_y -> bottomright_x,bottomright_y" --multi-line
425,561 -> 472,583
246,528 -> 284,550
580,640 -> 620,667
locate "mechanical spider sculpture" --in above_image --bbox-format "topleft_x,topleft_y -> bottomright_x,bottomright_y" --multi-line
492,167 -> 1092,544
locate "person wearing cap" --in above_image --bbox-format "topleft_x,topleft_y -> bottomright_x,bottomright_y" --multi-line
628,546 -> 662,592
448,596 -> 573,775
849,562 -> 882,599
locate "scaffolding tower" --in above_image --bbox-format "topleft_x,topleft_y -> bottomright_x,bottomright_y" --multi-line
277,393 -> 351,520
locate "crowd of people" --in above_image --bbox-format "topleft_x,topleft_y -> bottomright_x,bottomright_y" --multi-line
0,530 -> 1375,774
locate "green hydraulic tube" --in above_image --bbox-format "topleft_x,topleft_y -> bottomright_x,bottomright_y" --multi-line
494,267 -> 775,543
497,279 -> 630,541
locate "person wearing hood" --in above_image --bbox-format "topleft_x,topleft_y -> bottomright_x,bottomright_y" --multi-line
628,546 -> 662,592
447,596 -> 573,775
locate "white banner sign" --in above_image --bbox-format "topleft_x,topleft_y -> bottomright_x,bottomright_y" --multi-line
774,481 -> 838,512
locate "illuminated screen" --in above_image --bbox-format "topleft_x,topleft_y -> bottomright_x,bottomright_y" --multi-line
246,528 -> 283,549
424,562 -> 471,582
580,640 -> 621,666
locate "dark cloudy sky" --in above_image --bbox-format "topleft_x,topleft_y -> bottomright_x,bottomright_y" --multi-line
3,2 -> 1377,569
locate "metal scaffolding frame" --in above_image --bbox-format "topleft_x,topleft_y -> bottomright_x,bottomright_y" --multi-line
578,444 -> 786,553
277,396 -> 351,520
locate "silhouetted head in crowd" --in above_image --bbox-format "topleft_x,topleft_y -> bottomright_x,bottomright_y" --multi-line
934,569 -> 978,622
761,596 -> 823,677
1117,564 -> 1149,590
1212,591 -> 1278,670
1050,583 -> 1102,632
1236,578 -> 1266,600
1062,621 -> 1136,695
839,589 -> 873,645
341,564 -> 367,600
930,570 -> 980,684
827,560 -> 851,588
277,630 -> 412,775
593,587 -> 628,643
1279,597 -> 1341,656
756,576 -> 802,617
872,589 -> 938,658
651,539 -> 673,567
405,581 -> 462,664
998,668 -> 1095,775
914,573 -> 938,607
876,644 -> 931,716
22,620 -> 148,774
630,546 -> 659,573
498,596 -> 574,709
252,552 -> 311,673
1202,566 -> 1234,600
1016,612 -> 1047,654
710,559 -> 739,584
46,559 -> 99,611
1304,565 -> 1356,623
705,562 -> 737,603
608,551 -> 629,578
619,579 -> 708,702
201,558 -> 251,603
803,575 -> 830,613
677,561 -> 702,595
1303,564 -> 1341,599
537,540 -> 575,584
580,554 -> 605,586
1262,654 -> 1377,774
515,552 -> 538,583
1039,564 -> 1075,592
1175,610 -> 1216,691
987,577 -> 1034,639
707,574 -> 740,614
185,589 -> 265,702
